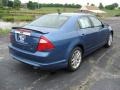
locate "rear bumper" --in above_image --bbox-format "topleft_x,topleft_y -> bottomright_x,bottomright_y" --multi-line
9,44 -> 67,70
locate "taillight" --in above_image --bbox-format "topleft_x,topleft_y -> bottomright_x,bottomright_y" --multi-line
37,36 -> 55,51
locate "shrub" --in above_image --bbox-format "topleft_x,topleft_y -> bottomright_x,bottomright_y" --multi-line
105,5 -> 115,10
14,16 -> 34,21
1,16 -> 14,21
1,15 -> 34,21
0,29 -> 10,36
114,13 -> 120,17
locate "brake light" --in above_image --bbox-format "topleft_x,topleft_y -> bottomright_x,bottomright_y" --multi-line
37,36 -> 55,51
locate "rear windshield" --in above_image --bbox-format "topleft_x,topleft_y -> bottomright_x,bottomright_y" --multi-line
28,15 -> 69,28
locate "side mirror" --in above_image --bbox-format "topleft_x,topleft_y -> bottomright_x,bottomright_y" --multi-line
101,24 -> 104,28
101,23 -> 109,28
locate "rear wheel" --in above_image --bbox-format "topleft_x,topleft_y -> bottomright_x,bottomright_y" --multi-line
105,33 -> 113,48
67,47 -> 82,72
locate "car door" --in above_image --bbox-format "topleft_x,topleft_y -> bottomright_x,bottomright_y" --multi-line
88,16 -> 109,46
77,16 -> 99,54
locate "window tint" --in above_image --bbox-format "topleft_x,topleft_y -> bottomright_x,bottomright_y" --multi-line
78,17 -> 92,29
89,16 -> 102,27
28,15 -> 69,28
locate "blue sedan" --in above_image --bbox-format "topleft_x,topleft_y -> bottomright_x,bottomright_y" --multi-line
9,13 -> 113,71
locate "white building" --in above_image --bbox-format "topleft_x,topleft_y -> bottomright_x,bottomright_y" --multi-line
79,6 -> 106,14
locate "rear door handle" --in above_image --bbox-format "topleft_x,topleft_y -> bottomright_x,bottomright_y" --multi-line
82,33 -> 85,36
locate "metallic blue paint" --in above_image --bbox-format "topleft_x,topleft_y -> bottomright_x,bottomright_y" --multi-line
9,13 -> 113,70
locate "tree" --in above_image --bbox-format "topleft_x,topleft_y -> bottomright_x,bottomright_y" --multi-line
75,4 -> 81,8
13,0 -> 21,9
8,0 -> 13,7
27,1 -> 39,10
105,5 -> 115,10
2,0 -> 9,7
99,3 -> 104,9
27,2 -> 81,9
0,0 -> 2,7
27,1 -> 33,9
91,4 -> 95,6
105,3 -> 119,10
87,3 -> 89,6
112,3 -> 118,8
33,2 -> 38,9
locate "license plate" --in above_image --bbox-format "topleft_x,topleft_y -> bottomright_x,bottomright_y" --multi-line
17,34 -> 26,43
15,29 -> 31,43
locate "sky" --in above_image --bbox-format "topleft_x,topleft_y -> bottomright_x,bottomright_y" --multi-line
21,0 -> 120,6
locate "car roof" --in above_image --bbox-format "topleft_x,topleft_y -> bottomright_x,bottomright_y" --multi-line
47,13 -> 94,17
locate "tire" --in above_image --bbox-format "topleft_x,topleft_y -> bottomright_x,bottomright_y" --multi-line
67,47 -> 82,72
105,33 -> 113,48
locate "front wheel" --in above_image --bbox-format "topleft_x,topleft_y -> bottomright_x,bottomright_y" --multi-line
105,33 -> 113,48
67,47 -> 82,72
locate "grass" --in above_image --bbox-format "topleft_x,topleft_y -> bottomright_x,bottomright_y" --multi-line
38,7 -> 78,13
0,29 -> 10,36
1,15 -> 34,22
0,7 -> 119,21
103,9 -> 120,17
0,7 -> 78,21
16,7 -> 78,14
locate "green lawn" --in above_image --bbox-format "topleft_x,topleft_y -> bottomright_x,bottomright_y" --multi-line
0,7 -> 78,21
103,9 -> 120,17
1,15 -> 34,22
0,7 -> 119,22
0,29 -> 10,36
38,7 -> 78,13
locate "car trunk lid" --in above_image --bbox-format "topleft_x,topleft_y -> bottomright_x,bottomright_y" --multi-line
10,27 -> 49,53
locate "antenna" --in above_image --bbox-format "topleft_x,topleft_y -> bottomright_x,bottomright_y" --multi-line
57,9 -> 61,15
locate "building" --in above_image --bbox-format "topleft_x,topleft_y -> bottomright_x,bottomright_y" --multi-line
77,6 -> 106,14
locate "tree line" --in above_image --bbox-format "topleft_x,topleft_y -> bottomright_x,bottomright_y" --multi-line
27,1 -> 81,9
0,0 -> 119,10
0,0 -> 81,9
99,3 -> 119,10
0,0 -> 21,9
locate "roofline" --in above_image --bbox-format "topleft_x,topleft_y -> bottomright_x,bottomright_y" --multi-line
45,13 -> 95,17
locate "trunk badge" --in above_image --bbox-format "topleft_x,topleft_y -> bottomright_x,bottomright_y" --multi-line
17,34 -> 26,43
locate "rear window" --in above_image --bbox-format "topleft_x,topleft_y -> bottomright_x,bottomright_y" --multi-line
28,15 -> 69,28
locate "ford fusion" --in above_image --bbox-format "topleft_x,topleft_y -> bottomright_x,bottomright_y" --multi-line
9,13 -> 113,71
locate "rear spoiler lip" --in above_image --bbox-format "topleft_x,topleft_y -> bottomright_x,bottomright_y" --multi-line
12,27 -> 48,34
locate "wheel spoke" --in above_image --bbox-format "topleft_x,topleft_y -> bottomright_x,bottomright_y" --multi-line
71,50 -> 82,69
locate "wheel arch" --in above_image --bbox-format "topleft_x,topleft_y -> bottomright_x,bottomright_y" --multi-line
75,44 -> 84,55
111,30 -> 113,37
65,41 -> 85,61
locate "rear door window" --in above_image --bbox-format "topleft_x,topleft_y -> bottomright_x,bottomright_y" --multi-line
78,17 -> 92,29
89,16 -> 102,27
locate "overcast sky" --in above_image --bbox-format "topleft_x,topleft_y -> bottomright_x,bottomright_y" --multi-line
21,0 -> 120,6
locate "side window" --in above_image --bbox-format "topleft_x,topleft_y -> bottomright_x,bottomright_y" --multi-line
78,17 -> 92,29
75,21 -> 80,30
89,16 -> 102,27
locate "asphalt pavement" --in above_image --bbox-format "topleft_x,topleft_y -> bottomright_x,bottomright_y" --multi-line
0,17 -> 120,90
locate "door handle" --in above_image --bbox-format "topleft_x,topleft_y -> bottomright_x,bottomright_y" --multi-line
82,33 -> 85,36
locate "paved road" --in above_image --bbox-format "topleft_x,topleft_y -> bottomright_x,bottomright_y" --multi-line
0,17 -> 120,90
